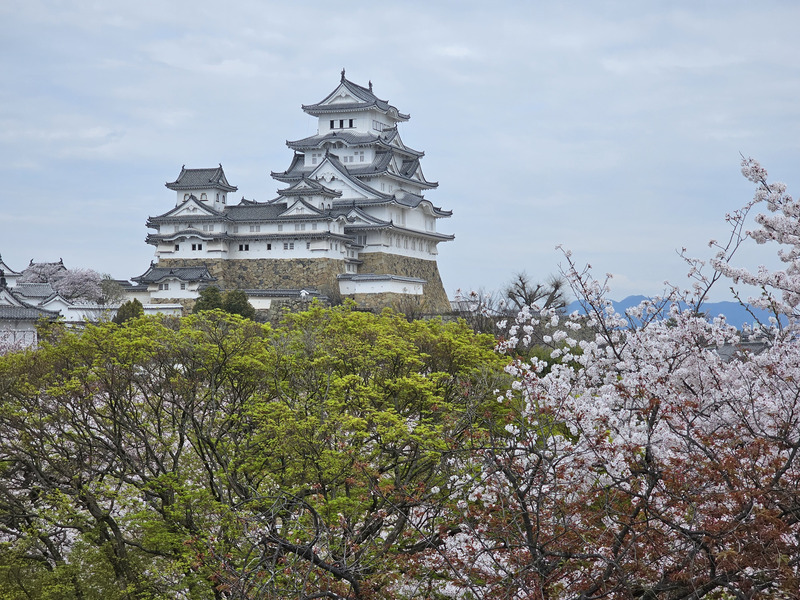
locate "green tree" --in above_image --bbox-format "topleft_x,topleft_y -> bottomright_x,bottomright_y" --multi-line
222,289 -> 256,320
0,306 -> 508,599
192,285 -> 224,313
112,298 -> 144,324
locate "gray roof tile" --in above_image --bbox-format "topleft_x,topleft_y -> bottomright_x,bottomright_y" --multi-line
166,165 -> 238,192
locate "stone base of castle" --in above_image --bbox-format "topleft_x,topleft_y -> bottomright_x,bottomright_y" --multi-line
156,255 -> 451,314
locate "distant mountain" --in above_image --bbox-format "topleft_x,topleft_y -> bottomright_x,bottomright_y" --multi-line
565,296 -> 777,330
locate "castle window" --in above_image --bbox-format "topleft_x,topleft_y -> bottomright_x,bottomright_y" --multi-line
311,152 -> 322,164
295,223 -> 306,231
339,119 -> 344,128
233,226 -> 238,233
174,225 -> 180,232
201,193 -> 207,200
159,283 -> 170,291
306,242 -> 311,249
222,195 -> 226,203
174,244 -> 180,251
192,243 -> 203,251
202,224 -> 214,232
250,225 -> 260,232
330,120 -> 335,129
283,242 -> 294,250
180,283 -> 186,290
312,223 -> 317,230
216,194 -> 219,202
355,150 -> 364,162
266,243 -> 272,250
349,119 -> 354,128
239,244 -> 249,251
277,224 -> 283,232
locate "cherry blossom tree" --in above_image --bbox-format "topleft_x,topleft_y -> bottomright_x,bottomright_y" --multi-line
421,158 -> 800,599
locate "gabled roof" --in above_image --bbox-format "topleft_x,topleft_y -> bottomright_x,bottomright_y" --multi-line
336,206 -> 391,226
148,195 -> 224,224
166,165 -> 238,192
302,72 -> 410,122
0,254 -> 21,277
133,264 -> 217,285
278,198 -> 324,218
0,285 -> 59,321
277,177 -> 342,198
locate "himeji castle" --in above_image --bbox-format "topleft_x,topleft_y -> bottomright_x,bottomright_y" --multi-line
139,71 -> 453,312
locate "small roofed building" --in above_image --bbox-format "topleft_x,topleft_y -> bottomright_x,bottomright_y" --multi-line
0,276 -> 59,349
144,71 -> 453,312
132,264 -> 217,302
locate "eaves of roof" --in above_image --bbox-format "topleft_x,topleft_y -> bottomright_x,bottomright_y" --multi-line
0,305 -> 60,320
165,165 -> 238,192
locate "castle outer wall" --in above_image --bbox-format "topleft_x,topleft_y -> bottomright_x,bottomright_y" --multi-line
156,256 -> 450,313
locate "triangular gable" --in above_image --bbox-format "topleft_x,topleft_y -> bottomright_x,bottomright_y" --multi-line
278,198 -> 324,218
326,84 -> 361,105
39,294 -> 74,312
280,177 -> 341,197
159,197 -> 221,219
0,286 -> 25,307
345,207 -> 389,226
310,158 -> 380,201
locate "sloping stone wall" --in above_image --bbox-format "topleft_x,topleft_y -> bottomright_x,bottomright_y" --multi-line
157,254 -> 451,314
357,254 -> 450,313
157,258 -> 343,295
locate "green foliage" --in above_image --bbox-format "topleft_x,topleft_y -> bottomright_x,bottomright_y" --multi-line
192,285 -> 224,313
222,289 -> 256,320
193,286 -> 256,320
0,305 -> 508,599
112,298 -> 144,324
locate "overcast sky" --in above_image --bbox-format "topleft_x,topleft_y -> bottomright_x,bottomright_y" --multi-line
2,1 -> 799,301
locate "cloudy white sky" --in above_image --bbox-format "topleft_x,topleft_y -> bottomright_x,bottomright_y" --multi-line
2,0 -> 799,301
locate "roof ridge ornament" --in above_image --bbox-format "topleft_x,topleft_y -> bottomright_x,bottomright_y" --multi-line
341,68 -> 345,82
369,80 -> 372,92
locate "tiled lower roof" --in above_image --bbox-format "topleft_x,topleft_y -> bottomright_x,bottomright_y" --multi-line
0,305 -> 59,320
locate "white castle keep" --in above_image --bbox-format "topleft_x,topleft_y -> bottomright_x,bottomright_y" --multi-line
136,71 -> 453,312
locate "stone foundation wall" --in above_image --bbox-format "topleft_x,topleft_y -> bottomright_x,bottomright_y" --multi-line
357,254 -> 450,313
157,258 -> 343,296
156,254 -> 451,314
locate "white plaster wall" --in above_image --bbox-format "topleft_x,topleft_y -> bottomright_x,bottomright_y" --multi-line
339,278 -> 423,295
0,324 -> 37,348
248,297 -> 272,310
143,304 -> 183,317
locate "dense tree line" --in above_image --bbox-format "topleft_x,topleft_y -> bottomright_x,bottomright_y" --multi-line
0,306 -> 507,599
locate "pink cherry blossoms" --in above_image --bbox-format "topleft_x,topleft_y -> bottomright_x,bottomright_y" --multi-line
418,158 -> 800,599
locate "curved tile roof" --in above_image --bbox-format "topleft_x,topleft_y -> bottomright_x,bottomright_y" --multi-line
302,74 -> 410,122
166,165 -> 238,192
133,265 -> 217,284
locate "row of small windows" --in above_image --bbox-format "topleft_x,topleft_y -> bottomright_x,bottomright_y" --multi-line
342,151 -> 365,163
330,119 -> 355,129
390,236 -> 433,253
158,283 -> 187,291
171,239 -> 350,253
